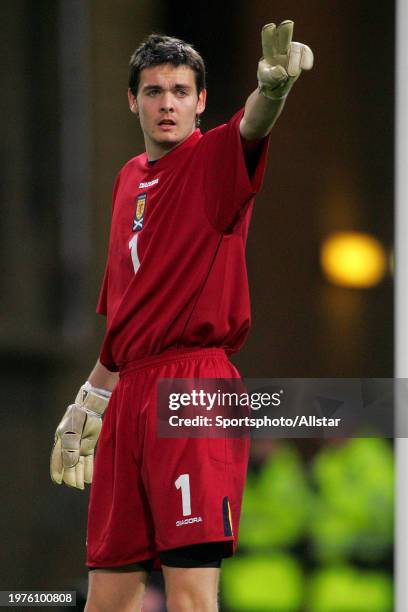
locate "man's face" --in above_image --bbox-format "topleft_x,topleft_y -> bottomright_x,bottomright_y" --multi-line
128,64 -> 206,158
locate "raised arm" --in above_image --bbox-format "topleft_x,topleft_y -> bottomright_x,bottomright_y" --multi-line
240,20 -> 313,140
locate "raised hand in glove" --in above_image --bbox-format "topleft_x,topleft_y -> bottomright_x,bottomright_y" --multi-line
50,382 -> 111,490
258,20 -> 314,101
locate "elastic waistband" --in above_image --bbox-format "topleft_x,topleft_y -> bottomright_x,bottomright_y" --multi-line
119,347 -> 227,377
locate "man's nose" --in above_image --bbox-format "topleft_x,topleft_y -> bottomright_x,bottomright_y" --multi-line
160,92 -> 174,112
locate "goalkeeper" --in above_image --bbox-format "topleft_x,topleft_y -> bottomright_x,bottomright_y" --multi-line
51,21 -> 313,612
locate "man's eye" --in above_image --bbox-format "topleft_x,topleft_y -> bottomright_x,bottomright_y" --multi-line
147,90 -> 159,96
176,90 -> 188,97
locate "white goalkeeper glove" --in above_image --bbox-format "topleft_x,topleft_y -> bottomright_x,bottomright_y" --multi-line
50,381 -> 111,490
257,20 -> 314,101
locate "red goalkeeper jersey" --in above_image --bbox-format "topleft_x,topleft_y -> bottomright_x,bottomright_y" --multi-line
97,109 -> 269,371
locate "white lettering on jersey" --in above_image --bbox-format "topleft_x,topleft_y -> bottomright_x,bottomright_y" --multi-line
176,516 -> 203,527
138,178 -> 159,189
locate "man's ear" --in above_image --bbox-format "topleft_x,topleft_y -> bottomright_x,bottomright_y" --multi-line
128,88 -> 138,114
197,88 -> 207,116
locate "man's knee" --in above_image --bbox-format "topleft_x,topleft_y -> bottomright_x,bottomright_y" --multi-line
166,588 -> 219,612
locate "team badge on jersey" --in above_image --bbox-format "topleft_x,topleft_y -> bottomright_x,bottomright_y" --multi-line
132,193 -> 147,231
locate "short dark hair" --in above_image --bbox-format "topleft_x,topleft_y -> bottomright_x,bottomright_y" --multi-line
129,34 -> 206,96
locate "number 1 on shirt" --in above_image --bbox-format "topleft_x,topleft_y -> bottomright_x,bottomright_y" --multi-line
129,234 -> 140,274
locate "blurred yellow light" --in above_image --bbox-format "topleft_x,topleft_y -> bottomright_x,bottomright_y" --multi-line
320,231 -> 386,288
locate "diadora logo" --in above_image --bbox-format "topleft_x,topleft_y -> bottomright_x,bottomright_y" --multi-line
176,516 -> 203,527
138,178 -> 159,189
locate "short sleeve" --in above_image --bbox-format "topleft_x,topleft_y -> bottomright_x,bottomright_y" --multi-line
201,108 -> 270,232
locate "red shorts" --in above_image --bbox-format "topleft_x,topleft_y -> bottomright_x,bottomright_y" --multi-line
86,347 -> 249,568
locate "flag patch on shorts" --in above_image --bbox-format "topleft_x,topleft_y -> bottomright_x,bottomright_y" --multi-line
133,193 -> 146,231
222,496 -> 233,536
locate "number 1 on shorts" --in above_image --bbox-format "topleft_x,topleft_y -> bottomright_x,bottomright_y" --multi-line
175,473 -> 191,516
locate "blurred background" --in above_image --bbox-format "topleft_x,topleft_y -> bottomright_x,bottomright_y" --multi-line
0,0 -> 394,610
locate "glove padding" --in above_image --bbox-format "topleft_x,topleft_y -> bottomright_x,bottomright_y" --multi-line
50,383 -> 110,490
258,20 -> 314,100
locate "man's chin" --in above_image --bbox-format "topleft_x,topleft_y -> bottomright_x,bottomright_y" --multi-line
154,133 -> 185,151
148,127 -> 195,155
157,135 -> 180,147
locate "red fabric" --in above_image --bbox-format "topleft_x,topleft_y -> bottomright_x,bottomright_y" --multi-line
86,348 -> 249,568
97,109 -> 270,371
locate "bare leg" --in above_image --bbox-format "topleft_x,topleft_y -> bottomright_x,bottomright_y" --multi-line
85,568 -> 149,612
163,566 -> 220,612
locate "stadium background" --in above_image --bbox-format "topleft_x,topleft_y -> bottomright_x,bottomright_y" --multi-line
0,1 -> 394,610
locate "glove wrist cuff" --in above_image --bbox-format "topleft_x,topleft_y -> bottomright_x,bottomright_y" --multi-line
257,83 -> 288,101
75,382 -> 111,416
